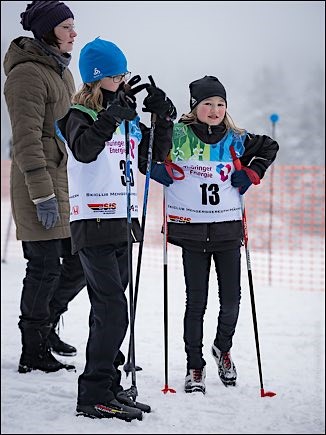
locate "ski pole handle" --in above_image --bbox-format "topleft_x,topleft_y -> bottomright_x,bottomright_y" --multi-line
147,76 -> 157,124
148,75 -> 156,87
230,145 -> 242,171
125,74 -> 148,96
128,74 -> 141,87
165,161 -> 185,181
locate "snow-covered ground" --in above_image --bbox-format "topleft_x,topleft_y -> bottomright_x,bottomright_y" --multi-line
1,206 -> 325,434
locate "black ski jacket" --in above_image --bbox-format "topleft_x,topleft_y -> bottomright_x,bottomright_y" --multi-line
167,122 -> 279,252
58,90 -> 173,254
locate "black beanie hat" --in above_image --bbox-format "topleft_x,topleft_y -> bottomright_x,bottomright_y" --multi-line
20,1 -> 74,40
189,75 -> 227,110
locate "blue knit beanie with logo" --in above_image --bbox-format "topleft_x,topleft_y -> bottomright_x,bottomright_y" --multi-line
79,38 -> 128,83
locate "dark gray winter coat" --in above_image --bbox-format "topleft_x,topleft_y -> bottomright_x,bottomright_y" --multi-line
3,37 -> 75,241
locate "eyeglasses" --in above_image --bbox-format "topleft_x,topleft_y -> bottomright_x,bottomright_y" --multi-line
57,24 -> 76,32
111,72 -> 131,83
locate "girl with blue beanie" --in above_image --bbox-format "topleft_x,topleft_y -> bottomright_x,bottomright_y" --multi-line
165,75 -> 279,394
57,37 -> 176,421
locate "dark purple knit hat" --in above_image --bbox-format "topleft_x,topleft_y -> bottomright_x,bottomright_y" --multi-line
20,1 -> 74,40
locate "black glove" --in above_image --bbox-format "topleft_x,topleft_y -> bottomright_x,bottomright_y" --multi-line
122,74 -> 149,97
150,162 -> 173,187
231,167 -> 260,195
115,84 -> 138,110
106,91 -> 137,124
143,86 -> 177,121
36,197 -> 59,230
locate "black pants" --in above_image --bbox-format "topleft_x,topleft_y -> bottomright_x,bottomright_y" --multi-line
182,247 -> 241,370
19,238 -> 85,330
77,243 -> 129,406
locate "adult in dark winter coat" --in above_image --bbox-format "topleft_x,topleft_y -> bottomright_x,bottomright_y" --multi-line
163,75 -> 279,394
3,1 -> 86,374
57,37 -> 176,421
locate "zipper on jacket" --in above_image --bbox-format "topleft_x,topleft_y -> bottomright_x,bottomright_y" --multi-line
96,218 -> 101,229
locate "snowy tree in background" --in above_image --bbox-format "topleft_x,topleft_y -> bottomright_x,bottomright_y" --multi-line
245,63 -> 325,165
296,64 -> 325,164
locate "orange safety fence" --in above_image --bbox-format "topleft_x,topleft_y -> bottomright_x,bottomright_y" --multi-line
135,164 -> 325,292
244,165 -> 325,292
1,160 -> 325,291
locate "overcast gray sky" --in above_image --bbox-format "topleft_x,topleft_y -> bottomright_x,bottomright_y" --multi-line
1,1 -> 325,151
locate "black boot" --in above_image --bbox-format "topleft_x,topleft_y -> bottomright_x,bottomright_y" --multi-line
18,325 -> 75,373
48,314 -> 77,356
48,328 -> 77,357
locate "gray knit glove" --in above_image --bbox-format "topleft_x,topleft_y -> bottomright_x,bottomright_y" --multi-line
36,197 -> 59,230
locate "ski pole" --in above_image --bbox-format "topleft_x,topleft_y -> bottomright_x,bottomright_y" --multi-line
161,185 -> 176,394
268,113 -> 279,286
161,162 -> 184,394
230,145 -> 276,398
121,74 -> 151,378
2,210 -> 13,263
124,76 -> 157,376
124,118 -> 138,398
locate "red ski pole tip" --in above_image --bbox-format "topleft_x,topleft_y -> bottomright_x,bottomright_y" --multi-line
161,385 -> 176,394
261,388 -> 276,397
